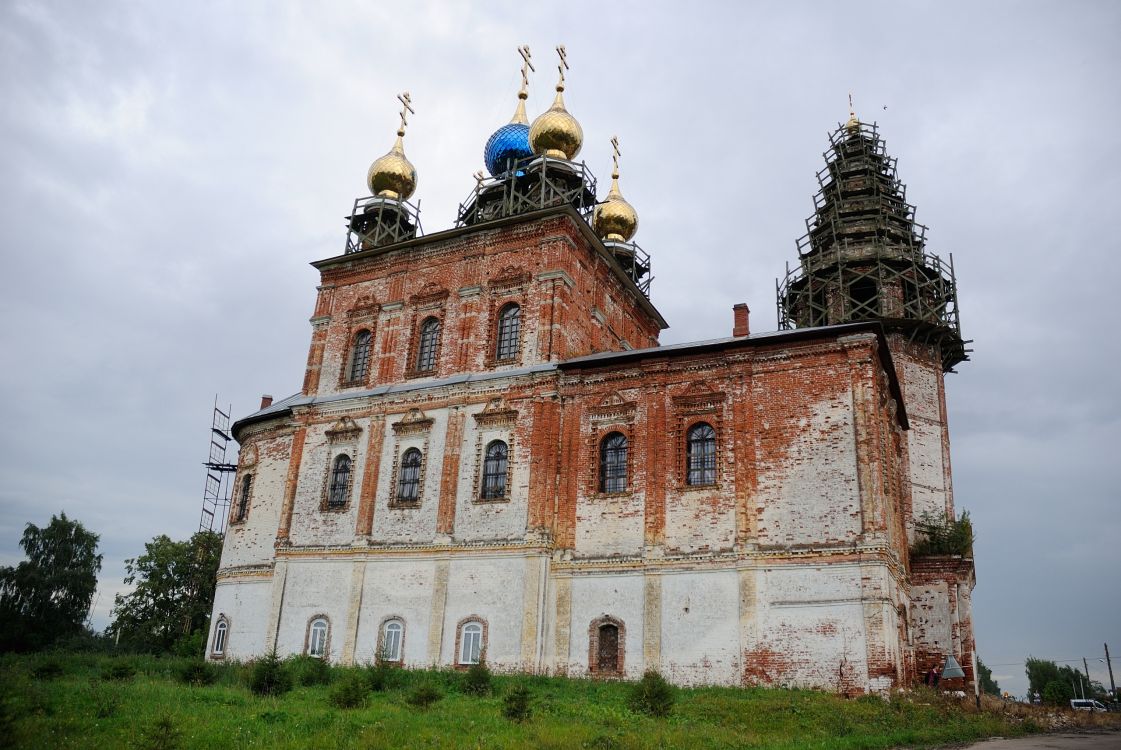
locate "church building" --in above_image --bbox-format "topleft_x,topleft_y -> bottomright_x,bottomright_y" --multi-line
207,48 -> 976,694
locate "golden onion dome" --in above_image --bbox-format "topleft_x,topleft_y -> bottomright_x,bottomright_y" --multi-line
845,93 -> 861,134
529,47 -> 582,160
367,92 -> 417,200
593,138 -> 638,242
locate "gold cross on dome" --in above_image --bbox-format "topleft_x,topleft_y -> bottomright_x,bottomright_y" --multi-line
848,92 -> 855,119
518,45 -> 534,95
556,45 -> 568,87
396,91 -> 415,135
610,135 -> 621,176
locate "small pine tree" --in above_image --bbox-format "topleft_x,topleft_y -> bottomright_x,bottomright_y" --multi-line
406,684 -> 442,709
463,660 -> 493,695
628,670 -> 675,717
328,672 -> 369,709
249,650 -> 293,697
176,660 -> 218,687
136,714 -> 182,750
503,684 -> 532,722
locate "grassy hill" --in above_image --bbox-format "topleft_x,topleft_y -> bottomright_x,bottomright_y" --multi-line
1,652 -> 1044,749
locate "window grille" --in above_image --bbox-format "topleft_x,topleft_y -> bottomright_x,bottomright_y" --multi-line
416,317 -> 440,372
495,303 -> 521,361
481,440 -> 508,499
599,432 -> 628,493
397,448 -> 422,502
328,455 -> 351,508
235,475 -> 251,521
349,330 -> 372,382
686,422 -> 717,486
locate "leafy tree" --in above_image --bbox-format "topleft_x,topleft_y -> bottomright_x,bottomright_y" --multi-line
108,530 -> 222,653
1025,657 -> 1101,704
0,512 -> 102,652
977,657 -> 1000,696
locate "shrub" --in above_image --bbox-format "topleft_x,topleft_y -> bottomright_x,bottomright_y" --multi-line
503,684 -> 532,722
31,658 -> 64,680
135,714 -> 182,750
101,661 -> 136,682
406,684 -> 442,709
287,654 -> 332,686
463,660 -> 493,695
366,658 -> 403,692
248,651 -> 292,697
328,672 -> 369,709
176,660 -> 218,687
628,670 -> 675,717
911,510 -> 974,557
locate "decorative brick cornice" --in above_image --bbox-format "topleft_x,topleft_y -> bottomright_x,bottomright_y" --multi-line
392,408 -> 434,435
325,416 -> 363,443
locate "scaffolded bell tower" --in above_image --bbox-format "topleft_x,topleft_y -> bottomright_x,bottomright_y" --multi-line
778,107 -> 976,685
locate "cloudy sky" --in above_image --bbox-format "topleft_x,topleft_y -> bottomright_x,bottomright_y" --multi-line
1,2 -> 1117,698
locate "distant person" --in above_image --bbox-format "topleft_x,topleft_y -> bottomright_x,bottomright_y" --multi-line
932,665 -> 942,687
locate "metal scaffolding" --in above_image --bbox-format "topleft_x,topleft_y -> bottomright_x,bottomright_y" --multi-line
777,121 -> 969,371
344,196 -> 422,254
198,397 -> 237,534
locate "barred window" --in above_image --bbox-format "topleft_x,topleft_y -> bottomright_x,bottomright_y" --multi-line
328,454 -> 352,508
495,303 -> 521,361
599,432 -> 628,493
416,317 -> 440,372
481,440 -> 508,499
348,330 -> 372,382
686,422 -> 717,486
235,474 -> 252,521
397,448 -> 422,503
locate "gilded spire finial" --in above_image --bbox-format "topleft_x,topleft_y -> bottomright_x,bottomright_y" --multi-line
396,91 -> 414,137
510,45 -> 534,125
367,91 -> 418,200
555,45 -> 568,92
846,92 -> 860,131
594,134 -> 638,242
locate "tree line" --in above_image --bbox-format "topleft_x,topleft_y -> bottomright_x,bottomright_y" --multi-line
0,512 -> 221,655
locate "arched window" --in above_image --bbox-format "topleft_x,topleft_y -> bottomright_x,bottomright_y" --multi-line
597,623 -> 619,673
348,330 -> 372,382
480,440 -> 508,499
495,303 -> 521,361
212,618 -> 228,656
415,317 -> 440,372
380,619 -> 404,663
397,448 -> 422,503
599,432 -> 628,493
235,474 -> 252,522
327,454 -> 352,508
459,621 -> 484,665
686,422 -> 717,486
307,617 -> 329,658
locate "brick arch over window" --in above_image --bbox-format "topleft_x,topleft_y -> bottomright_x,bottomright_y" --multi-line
454,615 -> 488,667
347,329 -> 373,383
377,615 -> 406,663
588,615 -> 626,676
685,420 -> 717,486
305,614 -> 332,659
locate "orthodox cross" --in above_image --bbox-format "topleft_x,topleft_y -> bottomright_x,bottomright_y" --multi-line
848,92 -> 856,120
556,45 -> 568,88
396,91 -> 414,135
610,135 -> 621,177
517,45 -> 534,97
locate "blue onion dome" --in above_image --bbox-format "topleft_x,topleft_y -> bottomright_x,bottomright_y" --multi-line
484,59 -> 535,176
484,121 -> 532,176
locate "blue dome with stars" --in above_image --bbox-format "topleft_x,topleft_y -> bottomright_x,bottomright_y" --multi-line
484,122 -> 532,177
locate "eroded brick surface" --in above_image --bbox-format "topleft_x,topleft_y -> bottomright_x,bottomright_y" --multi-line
208,208 -> 975,694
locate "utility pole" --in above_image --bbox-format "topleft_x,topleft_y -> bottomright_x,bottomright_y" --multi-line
1084,657 -> 1092,690
1107,643 -> 1117,699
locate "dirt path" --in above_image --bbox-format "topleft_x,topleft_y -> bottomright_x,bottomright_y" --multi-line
962,732 -> 1121,749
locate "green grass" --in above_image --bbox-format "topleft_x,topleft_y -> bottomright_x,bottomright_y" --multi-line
0,653 -> 1033,750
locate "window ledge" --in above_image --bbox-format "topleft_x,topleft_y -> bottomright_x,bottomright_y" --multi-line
389,500 -> 422,510
593,491 -> 633,499
474,496 -> 510,504
320,504 -> 351,513
678,483 -> 721,493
